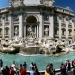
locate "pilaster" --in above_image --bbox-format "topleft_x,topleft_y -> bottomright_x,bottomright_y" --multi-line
19,13 -> 23,38
49,14 -> 54,38
9,14 -> 14,38
39,14 -> 44,38
66,17 -> 68,39
72,19 -> 74,41
37,25 -> 39,38
2,15 -> 5,38
24,25 -> 26,37
59,17 -> 61,39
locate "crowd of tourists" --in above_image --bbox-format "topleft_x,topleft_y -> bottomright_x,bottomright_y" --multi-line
0,59 -> 75,75
45,59 -> 75,75
0,60 -> 40,75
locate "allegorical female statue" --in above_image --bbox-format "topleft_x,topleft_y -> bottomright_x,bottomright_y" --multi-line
14,27 -> 19,36
44,27 -> 49,36
27,26 -> 33,37
9,0 -> 12,6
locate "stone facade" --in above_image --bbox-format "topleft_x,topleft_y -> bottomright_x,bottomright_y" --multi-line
0,0 -> 74,44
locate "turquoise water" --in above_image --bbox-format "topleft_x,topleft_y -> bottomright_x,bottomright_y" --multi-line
0,52 -> 75,71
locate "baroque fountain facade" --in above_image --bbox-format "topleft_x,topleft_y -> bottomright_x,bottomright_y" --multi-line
0,0 -> 74,54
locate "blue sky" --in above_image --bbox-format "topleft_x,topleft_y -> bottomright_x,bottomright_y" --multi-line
55,0 -> 75,12
0,0 -> 75,12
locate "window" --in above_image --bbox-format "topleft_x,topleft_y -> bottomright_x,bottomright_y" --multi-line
55,30 -> 57,35
6,15 -> 8,21
69,31 -> 71,36
69,18 -> 72,23
62,17 -> 65,22
54,15 -> 57,21
0,17 -> 1,22
44,15 -> 49,21
0,28 -> 2,35
69,41 -> 71,44
5,28 -> 9,35
62,30 -> 65,35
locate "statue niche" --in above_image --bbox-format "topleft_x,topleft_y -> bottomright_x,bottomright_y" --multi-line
14,27 -> 19,36
27,26 -> 36,38
44,26 -> 49,36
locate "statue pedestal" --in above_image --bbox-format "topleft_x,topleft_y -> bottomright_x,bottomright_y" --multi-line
27,37 -> 34,46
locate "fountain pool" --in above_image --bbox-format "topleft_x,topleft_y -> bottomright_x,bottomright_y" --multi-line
0,52 -> 75,71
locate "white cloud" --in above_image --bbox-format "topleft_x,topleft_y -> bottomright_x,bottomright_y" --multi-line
65,6 -> 71,10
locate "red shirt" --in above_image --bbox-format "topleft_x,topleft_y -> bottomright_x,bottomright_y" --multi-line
20,68 -> 26,75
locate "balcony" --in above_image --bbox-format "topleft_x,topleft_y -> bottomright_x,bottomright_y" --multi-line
68,28 -> 72,30
5,21 -> 9,26
61,24 -> 66,27
68,22 -> 72,25
54,20 -> 59,24
13,21 -> 19,24
5,34 -> 9,38
54,34 -> 59,38
61,24 -> 66,29
44,21 -> 50,24
61,35 -> 66,38
68,25 -> 72,28
61,21 -> 66,24
68,35 -> 72,39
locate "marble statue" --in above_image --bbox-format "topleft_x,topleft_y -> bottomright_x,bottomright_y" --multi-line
44,27 -> 49,36
20,0 -> 23,5
50,0 -> 54,6
9,0 -> 12,6
27,26 -> 33,37
14,27 -> 19,36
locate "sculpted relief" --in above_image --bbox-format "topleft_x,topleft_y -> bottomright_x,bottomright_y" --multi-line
43,0 -> 54,6
14,27 -> 19,36
9,0 -> 23,6
27,26 -> 36,38
13,15 -> 19,22
44,26 -> 49,36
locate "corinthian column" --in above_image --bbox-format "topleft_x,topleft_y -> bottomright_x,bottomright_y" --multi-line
24,25 -> 26,37
49,14 -> 54,38
19,13 -> 23,38
39,14 -> 44,38
37,25 -> 39,38
2,15 -> 5,38
72,20 -> 74,41
66,19 -> 68,39
59,17 -> 62,39
9,14 -> 14,38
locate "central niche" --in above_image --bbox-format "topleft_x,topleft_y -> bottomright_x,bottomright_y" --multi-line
26,16 -> 37,23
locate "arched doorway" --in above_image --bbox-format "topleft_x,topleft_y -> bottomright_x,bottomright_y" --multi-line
26,16 -> 37,23
25,16 -> 38,38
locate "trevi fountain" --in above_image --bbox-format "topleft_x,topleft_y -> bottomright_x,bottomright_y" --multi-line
0,27 -> 75,71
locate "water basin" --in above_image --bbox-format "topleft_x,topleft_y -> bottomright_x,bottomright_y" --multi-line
0,52 -> 75,71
